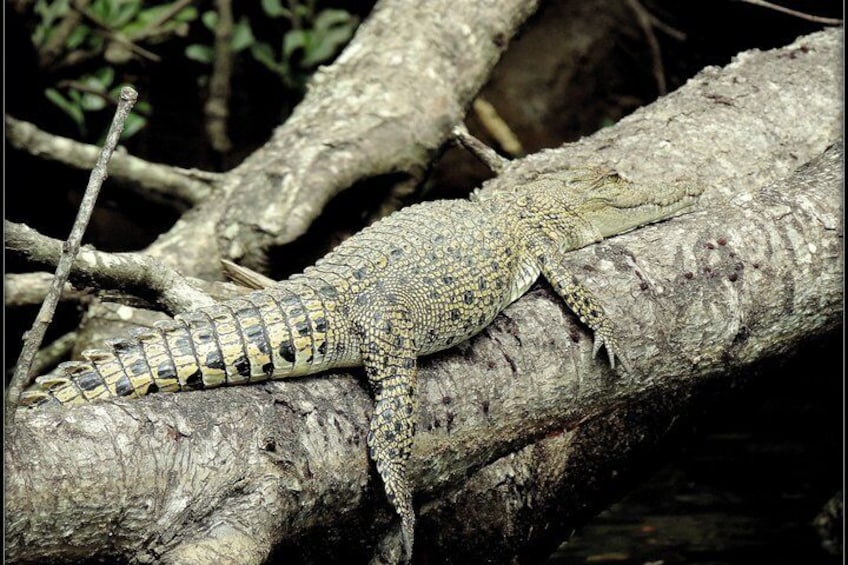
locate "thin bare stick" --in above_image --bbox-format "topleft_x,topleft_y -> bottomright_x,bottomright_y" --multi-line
5,87 -> 137,429
205,0 -> 235,153
472,98 -> 524,157
735,0 -> 842,25
452,123 -> 509,174
221,259 -> 276,289
624,0 -> 667,95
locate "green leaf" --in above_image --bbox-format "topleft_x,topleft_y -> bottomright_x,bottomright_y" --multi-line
45,88 -> 85,131
80,92 -> 106,111
185,44 -> 214,64
251,42 -> 286,77
261,0 -> 291,18
65,24 -> 91,49
313,9 -> 356,32
231,17 -> 255,53
93,66 -> 116,87
121,112 -> 147,139
202,10 -> 218,30
300,10 -> 358,68
283,29 -> 308,59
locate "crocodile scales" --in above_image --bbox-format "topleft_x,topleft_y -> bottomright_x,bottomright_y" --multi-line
20,169 -> 702,559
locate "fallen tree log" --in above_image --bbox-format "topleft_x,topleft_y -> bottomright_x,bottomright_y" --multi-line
5,28 -> 841,565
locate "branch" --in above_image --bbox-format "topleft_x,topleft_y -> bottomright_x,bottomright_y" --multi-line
5,221 -> 216,315
204,0 -> 234,154
4,272 -> 87,307
4,28 -> 841,564
5,115 -> 217,209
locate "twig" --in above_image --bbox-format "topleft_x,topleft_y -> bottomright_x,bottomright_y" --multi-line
221,259 -> 276,289
131,0 -> 195,41
5,221 -> 217,315
471,98 -> 524,158
452,123 -> 509,174
38,0 -> 91,68
205,0 -> 235,154
5,115 -> 214,209
735,0 -> 842,25
5,87 -> 137,429
624,0 -> 667,95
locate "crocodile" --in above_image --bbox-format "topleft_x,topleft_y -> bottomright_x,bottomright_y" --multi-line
19,169 -> 702,559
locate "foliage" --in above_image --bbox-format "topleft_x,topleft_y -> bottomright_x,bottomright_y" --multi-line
30,0 -> 358,139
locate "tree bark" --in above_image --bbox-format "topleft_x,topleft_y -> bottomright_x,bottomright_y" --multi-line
145,0 -> 541,278
5,28 -> 841,565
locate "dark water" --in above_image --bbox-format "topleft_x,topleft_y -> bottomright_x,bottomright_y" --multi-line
547,335 -> 843,565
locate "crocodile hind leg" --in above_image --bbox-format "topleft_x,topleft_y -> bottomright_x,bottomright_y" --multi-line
352,298 -> 418,560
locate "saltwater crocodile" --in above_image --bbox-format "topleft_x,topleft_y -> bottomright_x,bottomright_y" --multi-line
20,168 -> 701,559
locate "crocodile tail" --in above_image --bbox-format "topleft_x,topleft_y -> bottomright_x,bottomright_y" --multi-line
18,282 -> 353,408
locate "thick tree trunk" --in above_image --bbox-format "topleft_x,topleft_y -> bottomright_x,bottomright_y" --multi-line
146,0 -> 541,278
5,28 -> 841,565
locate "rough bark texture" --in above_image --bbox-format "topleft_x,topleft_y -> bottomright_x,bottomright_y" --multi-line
146,0 -> 540,278
5,29 -> 841,565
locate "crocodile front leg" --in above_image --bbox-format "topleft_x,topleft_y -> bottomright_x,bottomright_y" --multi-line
532,239 -> 631,372
351,295 -> 418,560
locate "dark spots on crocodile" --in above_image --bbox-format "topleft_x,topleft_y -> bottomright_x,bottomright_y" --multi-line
478,277 -> 487,290
185,370 -> 204,389
244,324 -> 264,340
317,341 -> 328,355
194,331 -> 213,343
77,371 -> 103,391
319,285 -> 338,299
205,351 -> 225,371
235,356 -> 251,377
114,375 -> 135,397
353,267 -> 367,280
174,337 -> 192,352
130,359 -> 148,376
157,362 -> 177,380
390,248 -> 404,258
434,234 -> 445,243
279,341 -> 296,363
111,339 -> 134,352
430,290 -> 441,299
403,358 -> 414,370
463,291 -> 474,304
383,320 -> 393,333
442,275 -> 454,285
295,321 -> 310,337
262,362 -> 274,377
450,310 -> 460,321
314,317 -> 327,332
